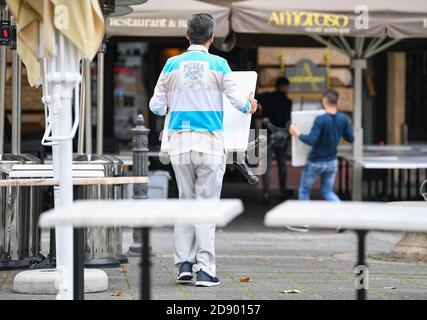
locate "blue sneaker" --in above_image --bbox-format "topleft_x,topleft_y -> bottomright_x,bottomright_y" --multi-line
195,270 -> 220,287
177,262 -> 193,284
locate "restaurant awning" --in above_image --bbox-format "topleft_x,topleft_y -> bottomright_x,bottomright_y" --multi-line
106,0 -> 230,38
231,0 -> 427,201
231,0 -> 427,38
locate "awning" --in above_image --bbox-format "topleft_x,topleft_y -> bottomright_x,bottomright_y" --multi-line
231,0 -> 427,202
106,0 -> 230,38
231,0 -> 427,38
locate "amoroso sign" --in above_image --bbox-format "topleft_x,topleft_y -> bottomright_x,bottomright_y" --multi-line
268,11 -> 351,34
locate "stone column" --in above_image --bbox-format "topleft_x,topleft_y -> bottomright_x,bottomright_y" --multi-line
387,52 -> 406,145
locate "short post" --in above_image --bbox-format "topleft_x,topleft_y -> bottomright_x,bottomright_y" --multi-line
140,227 -> 151,300
128,115 -> 150,255
355,230 -> 368,300
73,228 -> 84,300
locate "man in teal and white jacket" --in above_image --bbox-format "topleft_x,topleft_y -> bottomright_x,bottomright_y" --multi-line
150,13 -> 257,287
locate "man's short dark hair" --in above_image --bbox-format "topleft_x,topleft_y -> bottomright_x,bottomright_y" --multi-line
276,77 -> 290,88
323,89 -> 339,105
187,13 -> 215,45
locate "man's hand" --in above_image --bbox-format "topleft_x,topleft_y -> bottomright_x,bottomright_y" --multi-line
289,123 -> 301,137
248,92 -> 258,114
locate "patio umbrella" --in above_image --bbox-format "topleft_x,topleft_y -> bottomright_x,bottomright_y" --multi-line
7,0 -> 104,300
231,0 -> 427,200
106,0 -> 230,38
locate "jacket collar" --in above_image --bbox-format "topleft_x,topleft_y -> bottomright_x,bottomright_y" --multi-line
187,44 -> 208,53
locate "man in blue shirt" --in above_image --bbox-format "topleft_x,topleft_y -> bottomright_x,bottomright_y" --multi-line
288,89 -> 354,231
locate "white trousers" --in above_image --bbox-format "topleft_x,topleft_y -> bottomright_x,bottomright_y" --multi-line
171,151 -> 226,277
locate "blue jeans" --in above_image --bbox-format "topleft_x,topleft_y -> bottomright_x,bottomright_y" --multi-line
298,159 -> 340,202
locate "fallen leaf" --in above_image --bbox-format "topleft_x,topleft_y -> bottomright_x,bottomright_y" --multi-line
279,289 -> 301,294
119,267 -> 129,273
239,277 -> 253,283
111,290 -> 123,297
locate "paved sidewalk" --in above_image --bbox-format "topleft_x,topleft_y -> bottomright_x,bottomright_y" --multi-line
1,228 -> 427,300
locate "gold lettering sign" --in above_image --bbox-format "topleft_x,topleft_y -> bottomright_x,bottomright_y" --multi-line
268,11 -> 349,29
286,60 -> 327,93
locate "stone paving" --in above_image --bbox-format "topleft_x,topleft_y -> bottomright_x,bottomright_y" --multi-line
1,182 -> 426,300
1,228 -> 427,300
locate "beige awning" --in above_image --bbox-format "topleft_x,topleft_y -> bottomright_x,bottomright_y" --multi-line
107,0 -> 230,38
231,0 -> 427,38
7,0 -> 104,86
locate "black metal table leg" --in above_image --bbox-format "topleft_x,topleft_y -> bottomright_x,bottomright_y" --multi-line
355,230 -> 368,301
382,169 -> 387,201
374,170 -> 379,201
367,170 -> 372,201
390,169 -> 395,201
406,169 -> 411,200
416,169 -> 420,197
345,161 -> 350,199
140,227 -> 151,300
50,229 -> 56,259
338,158 -> 343,196
73,228 -> 85,300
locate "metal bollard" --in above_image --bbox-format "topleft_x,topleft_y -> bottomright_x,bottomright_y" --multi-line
128,114 -> 150,255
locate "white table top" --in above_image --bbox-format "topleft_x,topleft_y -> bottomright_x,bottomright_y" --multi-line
360,160 -> 421,169
9,171 -> 105,178
39,199 -> 244,228
338,144 -> 427,169
11,164 -> 106,171
264,201 -> 427,232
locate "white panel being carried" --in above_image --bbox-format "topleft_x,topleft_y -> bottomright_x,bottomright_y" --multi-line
291,110 -> 325,167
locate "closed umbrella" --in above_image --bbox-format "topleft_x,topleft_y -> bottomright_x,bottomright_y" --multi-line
8,0 -> 104,300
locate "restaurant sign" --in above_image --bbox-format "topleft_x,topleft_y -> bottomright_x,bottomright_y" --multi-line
286,59 -> 326,93
109,18 -> 188,29
268,10 -> 351,35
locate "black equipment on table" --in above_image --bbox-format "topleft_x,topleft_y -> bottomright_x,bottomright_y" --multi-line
262,117 -> 292,151
230,135 -> 267,185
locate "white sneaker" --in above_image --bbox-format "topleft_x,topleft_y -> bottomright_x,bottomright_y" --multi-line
286,225 -> 310,233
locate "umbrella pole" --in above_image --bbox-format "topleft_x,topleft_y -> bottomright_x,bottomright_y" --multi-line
84,59 -> 92,154
0,7 -> 8,154
11,17 -> 21,154
77,61 -> 86,155
51,70 -> 75,300
49,35 -> 82,300
351,59 -> 367,201
96,44 -> 105,155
